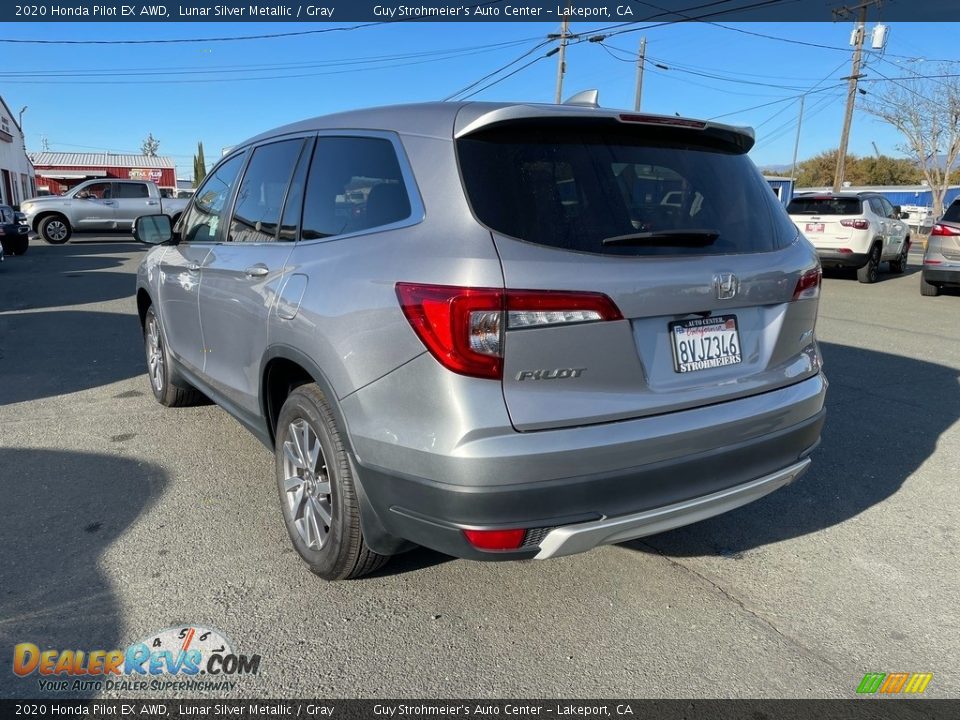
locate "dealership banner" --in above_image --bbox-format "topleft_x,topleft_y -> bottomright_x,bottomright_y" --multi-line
3,0 -> 957,24
0,700 -> 957,719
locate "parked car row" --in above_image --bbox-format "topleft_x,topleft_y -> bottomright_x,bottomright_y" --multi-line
787,192 -> 960,296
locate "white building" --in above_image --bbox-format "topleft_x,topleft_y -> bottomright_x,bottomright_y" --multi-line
0,95 -> 35,207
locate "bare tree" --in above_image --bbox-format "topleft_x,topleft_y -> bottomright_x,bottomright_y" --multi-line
141,133 -> 160,157
862,63 -> 960,218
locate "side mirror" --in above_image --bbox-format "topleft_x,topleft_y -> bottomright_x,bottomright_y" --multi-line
899,211 -> 910,219
133,214 -> 174,246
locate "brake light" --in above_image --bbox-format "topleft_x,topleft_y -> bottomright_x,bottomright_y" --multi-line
793,267 -> 822,300
395,283 -> 622,380
619,114 -> 706,129
840,219 -> 870,230
838,248 -> 853,254
931,223 -> 960,236
463,528 -> 526,551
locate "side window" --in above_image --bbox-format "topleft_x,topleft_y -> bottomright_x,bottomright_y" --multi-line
229,139 -> 305,243
301,137 -> 412,241
79,182 -> 112,199
879,197 -> 897,219
117,183 -> 149,199
180,153 -> 245,243
868,198 -> 885,217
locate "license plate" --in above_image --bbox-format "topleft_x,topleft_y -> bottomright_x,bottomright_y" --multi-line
805,222 -> 825,233
669,315 -> 742,373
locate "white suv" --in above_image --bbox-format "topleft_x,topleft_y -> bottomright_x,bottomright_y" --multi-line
787,192 -> 911,283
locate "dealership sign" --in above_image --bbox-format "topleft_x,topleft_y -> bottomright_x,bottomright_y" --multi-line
129,168 -> 163,181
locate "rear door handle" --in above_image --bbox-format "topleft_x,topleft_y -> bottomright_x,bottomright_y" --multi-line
103,200 -> 116,205
244,264 -> 269,278
187,264 -> 200,273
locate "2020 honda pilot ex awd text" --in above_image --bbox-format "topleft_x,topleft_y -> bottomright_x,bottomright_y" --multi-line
133,98 -> 827,580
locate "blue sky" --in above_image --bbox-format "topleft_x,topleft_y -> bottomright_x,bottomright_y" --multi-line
5,21 -> 954,179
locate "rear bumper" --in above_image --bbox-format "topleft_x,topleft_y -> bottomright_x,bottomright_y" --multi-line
922,267 -> 960,286
534,459 -> 810,559
351,373 -> 827,560
817,249 -> 867,268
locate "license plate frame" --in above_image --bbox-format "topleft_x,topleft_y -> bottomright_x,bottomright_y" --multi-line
669,314 -> 742,374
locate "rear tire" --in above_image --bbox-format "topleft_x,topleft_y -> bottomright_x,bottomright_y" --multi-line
857,244 -> 881,284
920,274 -> 940,296
143,306 -> 204,407
39,216 -> 71,245
275,383 -> 388,581
889,238 -> 910,274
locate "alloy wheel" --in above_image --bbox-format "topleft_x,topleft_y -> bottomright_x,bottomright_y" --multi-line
146,316 -> 165,392
282,418 -> 333,550
47,221 -> 67,242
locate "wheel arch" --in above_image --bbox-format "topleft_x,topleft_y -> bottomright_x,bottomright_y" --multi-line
260,345 -> 409,555
33,210 -> 69,233
136,287 -> 153,330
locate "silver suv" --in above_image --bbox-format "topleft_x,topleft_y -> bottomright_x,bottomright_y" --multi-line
134,99 -> 827,580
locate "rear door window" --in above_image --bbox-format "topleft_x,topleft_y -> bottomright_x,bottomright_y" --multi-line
300,137 -> 412,241
787,197 -> 863,215
457,123 -> 797,256
117,183 -> 150,199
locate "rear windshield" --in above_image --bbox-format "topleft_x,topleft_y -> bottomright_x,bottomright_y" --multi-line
942,200 -> 960,223
787,196 -> 863,215
456,123 -> 798,256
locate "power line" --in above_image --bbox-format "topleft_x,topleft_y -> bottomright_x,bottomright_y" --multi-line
460,54 -> 554,101
443,40 -> 554,101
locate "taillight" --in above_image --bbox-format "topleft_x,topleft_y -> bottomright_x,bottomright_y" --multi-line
395,283 -> 622,380
793,267 -> 822,301
463,528 -> 526,551
840,219 -> 870,230
924,259 -> 942,265
931,223 -> 960,236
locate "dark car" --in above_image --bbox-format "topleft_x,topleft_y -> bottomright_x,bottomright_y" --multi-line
0,205 -> 29,256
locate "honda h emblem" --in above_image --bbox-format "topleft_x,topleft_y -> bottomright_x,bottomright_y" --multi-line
715,273 -> 739,300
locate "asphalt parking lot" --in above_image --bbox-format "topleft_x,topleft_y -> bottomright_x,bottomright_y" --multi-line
0,234 -> 957,700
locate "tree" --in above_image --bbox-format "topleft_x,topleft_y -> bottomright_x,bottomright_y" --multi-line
141,133 -> 160,157
788,149 -> 922,188
192,142 -> 207,188
862,63 -> 960,217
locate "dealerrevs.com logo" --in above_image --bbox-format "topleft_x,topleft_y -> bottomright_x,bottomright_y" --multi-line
13,625 -> 260,693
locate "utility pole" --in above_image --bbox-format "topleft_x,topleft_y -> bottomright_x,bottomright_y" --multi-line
634,37 -> 647,111
832,0 -> 881,191
552,3 -> 572,104
791,94 -> 806,182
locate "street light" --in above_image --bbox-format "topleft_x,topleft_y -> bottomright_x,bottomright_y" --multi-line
18,106 -> 27,129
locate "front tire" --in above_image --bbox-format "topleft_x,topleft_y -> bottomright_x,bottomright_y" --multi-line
275,383 -> 388,581
143,306 -> 204,407
857,244 -> 881,284
39,216 -> 71,245
889,238 -> 910,274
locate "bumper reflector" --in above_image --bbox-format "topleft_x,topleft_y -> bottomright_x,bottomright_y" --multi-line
463,528 -> 526,551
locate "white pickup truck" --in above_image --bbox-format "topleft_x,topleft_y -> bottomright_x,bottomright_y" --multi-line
20,179 -> 190,244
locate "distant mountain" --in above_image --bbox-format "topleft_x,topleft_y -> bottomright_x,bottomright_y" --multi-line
759,163 -> 792,175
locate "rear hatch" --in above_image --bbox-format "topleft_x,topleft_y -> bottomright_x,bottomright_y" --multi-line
787,195 -> 866,249
456,113 -> 821,431
933,201 -> 960,260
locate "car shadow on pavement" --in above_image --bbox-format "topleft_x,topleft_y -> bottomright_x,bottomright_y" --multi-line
0,449 -> 168,699
1,243 -> 137,311
0,310 -> 145,405
625,341 -> 959,558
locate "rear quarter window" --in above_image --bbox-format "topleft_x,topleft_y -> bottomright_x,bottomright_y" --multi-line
456,123 -> 798,257
941,200 -> 960,223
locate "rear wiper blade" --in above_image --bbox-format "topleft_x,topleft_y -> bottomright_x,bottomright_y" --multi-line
602,229 -> 720,246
